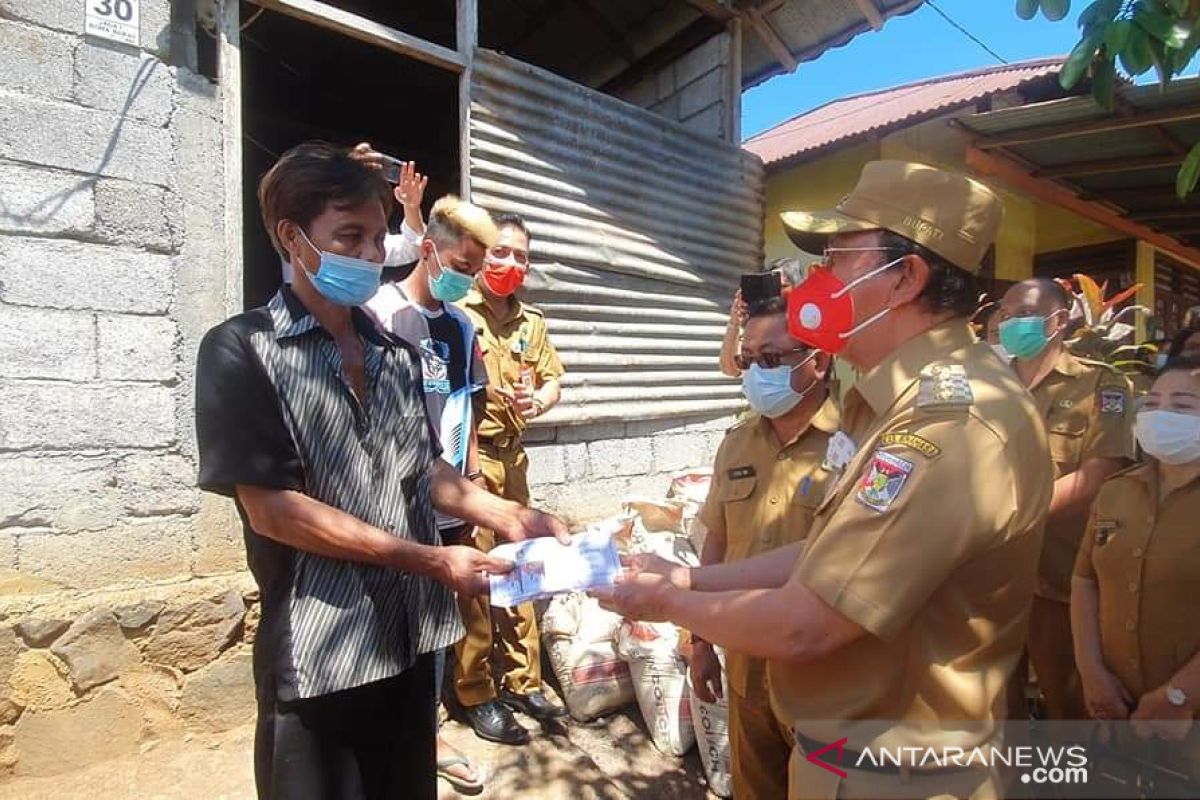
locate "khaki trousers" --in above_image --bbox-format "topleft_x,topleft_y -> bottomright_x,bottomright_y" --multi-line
453,443 -> 542,705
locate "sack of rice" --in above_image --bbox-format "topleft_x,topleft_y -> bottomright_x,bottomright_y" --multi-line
541,592 -> 634,721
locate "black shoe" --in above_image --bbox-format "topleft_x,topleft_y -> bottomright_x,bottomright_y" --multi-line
462,700 -> 530,745
501,689 -> 568,720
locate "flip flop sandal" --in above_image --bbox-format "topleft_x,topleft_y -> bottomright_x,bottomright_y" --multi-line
437,754 -> 485,795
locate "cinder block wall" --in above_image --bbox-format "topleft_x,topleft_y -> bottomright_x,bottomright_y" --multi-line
0,0 -> 241,594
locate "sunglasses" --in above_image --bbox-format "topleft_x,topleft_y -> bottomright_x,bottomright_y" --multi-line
488,246 -> 529,266
734,346 -> 813,371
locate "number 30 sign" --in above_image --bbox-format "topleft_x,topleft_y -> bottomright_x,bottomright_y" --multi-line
85,0 -> 140,47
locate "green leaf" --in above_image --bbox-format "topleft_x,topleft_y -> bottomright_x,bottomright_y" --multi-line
1078,0 -> 1122,31
1092,54 -> 1117,108
1062,30 -> 1105,87
1134,8 -> 1190,47
1016,0 -> 1041,21
1105,19 -> 1134,51
1120,25 -> 1157,74
1041,0 -> 1071,21
1176,142 -> 1200,198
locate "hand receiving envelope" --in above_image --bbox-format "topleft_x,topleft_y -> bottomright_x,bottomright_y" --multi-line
488,521 -> 625,607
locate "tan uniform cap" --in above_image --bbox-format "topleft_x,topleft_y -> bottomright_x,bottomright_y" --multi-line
780,160 -> 1004,274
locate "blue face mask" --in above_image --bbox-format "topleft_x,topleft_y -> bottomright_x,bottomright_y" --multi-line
998,313 -> 1061,360
427,244 -> 474,303
295,228 -> 382,307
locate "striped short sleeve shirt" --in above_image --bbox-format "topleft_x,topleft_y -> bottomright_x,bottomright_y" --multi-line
195,286 -> 463,701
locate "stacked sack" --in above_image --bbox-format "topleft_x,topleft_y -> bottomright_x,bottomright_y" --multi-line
687,652 -> 733,798
615,619 -> 695,756
542,591 -> 635,722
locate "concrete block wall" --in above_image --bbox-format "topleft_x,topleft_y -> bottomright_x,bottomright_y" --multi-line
616,31 -> 737,141
0,1 -> 239,594
525,413 -> 738,527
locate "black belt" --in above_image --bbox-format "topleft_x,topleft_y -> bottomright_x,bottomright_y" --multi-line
794,732 -> 977,777
480,434 -> 521,451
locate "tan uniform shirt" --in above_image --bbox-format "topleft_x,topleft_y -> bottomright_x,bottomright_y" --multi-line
698,397 -> 841,696
1031,350 -> 1135,602
460,289 -> 564,443
769,321 -> 1053,749
1074,464 -> 1200,699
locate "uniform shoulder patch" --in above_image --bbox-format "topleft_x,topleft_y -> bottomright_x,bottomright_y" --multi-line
1098,389 -> 1126,415
916,364 -> 974,408
855,450 -> 915,512
879,432 -> 941,458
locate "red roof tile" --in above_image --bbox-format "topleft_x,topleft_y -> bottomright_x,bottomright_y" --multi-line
743,58 -> 1066,167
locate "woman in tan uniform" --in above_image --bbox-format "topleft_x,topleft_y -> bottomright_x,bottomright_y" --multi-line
1072,358 -> 1200,742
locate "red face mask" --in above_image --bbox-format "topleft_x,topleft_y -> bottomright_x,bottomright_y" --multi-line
786,257 -> 903,354
482,264 -> 525,297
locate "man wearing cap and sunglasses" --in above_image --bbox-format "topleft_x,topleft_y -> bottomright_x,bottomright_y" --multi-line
693,280 -> 839,800
597,161 -> 1053,799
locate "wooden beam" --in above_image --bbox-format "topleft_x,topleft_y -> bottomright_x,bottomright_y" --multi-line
457,0 -> 477,199
966,146 -> 1200,268
1034,154 -> 1184,179
249,0 -> 466,73
854,0 -> 885,30
1132,208 -> 1200,222
683,0 -> 737,22
974,103 -> 1200,150
744,5 -> 797,73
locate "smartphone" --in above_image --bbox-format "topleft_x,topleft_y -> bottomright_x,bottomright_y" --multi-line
379,154 -> 406,184
741,271 -> 782,306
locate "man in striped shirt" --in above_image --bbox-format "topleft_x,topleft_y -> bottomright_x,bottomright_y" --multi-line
195,142 -> 567,800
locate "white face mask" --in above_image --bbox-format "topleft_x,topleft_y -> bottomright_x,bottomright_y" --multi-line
740,353 -> 819,418
1135,409 -> 1200,465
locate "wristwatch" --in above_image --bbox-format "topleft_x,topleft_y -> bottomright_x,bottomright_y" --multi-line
1166,685 -> 1188,707
531,398 -> 546,417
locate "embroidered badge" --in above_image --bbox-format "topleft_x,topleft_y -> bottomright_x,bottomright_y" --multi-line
727,465 -> 756,480
798,476 -> 813,498
1099,390 -> 1126,415
916,364 -> 973,408
856,451 -> 916,512
1094,519 -> 1119,546
879,432 -> 941,458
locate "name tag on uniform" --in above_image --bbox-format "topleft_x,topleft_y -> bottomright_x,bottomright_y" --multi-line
823,431 -> 857,472
727,465 -> 755,480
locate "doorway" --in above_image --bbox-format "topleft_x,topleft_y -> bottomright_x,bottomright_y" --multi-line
239,3 -> 460,309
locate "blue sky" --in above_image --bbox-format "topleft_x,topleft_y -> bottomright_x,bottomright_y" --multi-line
741,0 -> 1086,140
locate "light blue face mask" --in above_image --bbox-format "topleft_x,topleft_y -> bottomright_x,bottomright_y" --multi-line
427,244 -> 474,303
295,228 -> 382,307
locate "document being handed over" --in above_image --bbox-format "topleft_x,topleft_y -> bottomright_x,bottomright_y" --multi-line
488,521 -> 624,607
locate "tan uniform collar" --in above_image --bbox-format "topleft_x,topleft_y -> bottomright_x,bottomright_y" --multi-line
1051,347 -> 1086,378
851,320 -> 975,415
753,393 -> 841,450
464,287 -> 525,326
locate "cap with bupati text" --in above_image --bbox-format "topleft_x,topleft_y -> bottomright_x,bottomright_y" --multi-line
779,160 -> 1004,274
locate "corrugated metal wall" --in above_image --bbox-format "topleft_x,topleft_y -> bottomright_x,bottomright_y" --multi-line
469,49 -> 765,425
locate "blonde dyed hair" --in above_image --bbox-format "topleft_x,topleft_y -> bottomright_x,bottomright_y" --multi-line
427,195 -> 499,249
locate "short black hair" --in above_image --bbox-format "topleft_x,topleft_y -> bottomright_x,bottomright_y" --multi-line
1157,355 -> 1200,378
746,296 -> 786,318
1167,326 -> 1200,360
492,212 -> 531,243
878,230 -> 979,316
257,141 -> 390,257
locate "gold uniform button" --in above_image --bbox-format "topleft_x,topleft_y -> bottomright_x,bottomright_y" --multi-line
1128,582 -> 1139,594
769,497 -> 779,505
1125,620 -> 1137,632
1132,548 -> 1144,558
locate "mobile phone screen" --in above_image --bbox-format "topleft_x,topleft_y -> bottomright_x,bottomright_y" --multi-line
379,154 -> 405,184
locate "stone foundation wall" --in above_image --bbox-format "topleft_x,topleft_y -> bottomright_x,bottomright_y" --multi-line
0,574 -> 258,779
